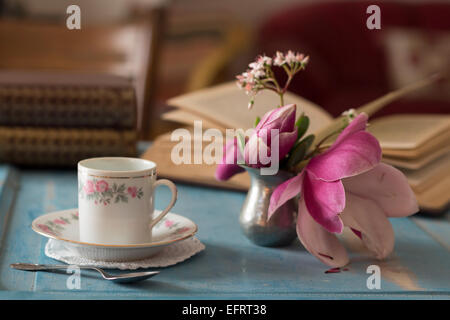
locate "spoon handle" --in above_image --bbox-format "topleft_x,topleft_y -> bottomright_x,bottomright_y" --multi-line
10,263 -> 73,271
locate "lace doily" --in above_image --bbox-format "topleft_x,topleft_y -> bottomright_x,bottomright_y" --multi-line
44,237 -> 205,270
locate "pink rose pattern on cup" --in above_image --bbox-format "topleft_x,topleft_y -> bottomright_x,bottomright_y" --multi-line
79,179 -> 144,205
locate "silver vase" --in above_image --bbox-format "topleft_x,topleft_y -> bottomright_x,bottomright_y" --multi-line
239,167 -> 297,247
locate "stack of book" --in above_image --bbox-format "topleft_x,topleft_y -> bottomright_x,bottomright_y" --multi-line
369,114 -> 450,213
0,72 -> 138,166
0,20 -> 152,166
142,81 -> 449,213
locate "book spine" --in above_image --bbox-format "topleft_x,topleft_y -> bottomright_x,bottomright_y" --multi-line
0,85 -> 137,129
0,127 -> 137,166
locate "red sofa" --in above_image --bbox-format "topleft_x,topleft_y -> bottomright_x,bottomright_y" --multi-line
257,1 -> 450,118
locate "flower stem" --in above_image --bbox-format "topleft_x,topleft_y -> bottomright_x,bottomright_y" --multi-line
279,93 -> 284,106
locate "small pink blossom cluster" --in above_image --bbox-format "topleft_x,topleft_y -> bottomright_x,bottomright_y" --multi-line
236,51 -> 309,109
235,55 -> 270,97
274,50 -> 309,67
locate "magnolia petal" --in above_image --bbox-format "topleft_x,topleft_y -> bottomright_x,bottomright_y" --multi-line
244,128 -> 298,168
297,197 -> 349,267
334,113 -> 368,145
215,163 -> 245,181
279,104 -> 297,133
303,172 -> 345,233
342,163 -> 419,217
340,193 -> 395,260
244,134 -> 269,168
255,108 -> 272,130
278,129 -> 299,159
215,138 -> 245,181
268,171 -> 304,219
257,104 -> 296,132
307,131 -> 381,182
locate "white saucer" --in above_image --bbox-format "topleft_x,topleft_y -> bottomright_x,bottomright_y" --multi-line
32,208 -> 198,262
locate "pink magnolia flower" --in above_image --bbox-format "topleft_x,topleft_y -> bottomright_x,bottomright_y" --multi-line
215,104 -> 298,180
53,219 -> 66,225
244,104 -> 297,168
127,186 -> 137,198
95,180 -> 109,193
269,113 -> 418,267
83,180 -> 95,195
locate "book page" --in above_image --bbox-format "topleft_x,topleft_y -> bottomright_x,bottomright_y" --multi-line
382,145 -> 450,170
162,110 -> 227,131
380,129 -> 450,159
402,152 -> 450,192
167,81 -> 333,134
368,114 -> 450,150
141,132 -> 249,191
415,176 -> 450,212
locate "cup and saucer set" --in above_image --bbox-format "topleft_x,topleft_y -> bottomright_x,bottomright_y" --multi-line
31,157 -> 204,270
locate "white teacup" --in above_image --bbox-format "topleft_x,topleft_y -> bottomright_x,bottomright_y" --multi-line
77,157 -> 177,245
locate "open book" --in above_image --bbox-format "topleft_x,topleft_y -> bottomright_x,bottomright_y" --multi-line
142,81 -> 449,212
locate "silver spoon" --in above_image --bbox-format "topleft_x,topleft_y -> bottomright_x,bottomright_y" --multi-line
10,263 -> 160,283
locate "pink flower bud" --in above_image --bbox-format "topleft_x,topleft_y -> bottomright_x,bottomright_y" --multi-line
244,104 -> 298,168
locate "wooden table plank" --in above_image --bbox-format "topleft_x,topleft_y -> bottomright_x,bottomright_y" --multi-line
411,214 -> 450,251
0,165 -> 449,299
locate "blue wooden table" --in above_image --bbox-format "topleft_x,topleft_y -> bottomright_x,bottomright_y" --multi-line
0,163 -> 449,300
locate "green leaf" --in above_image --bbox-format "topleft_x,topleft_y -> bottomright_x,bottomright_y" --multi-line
287,134 -> 315,169
295,114 -> 309,140
254,116 -> 261,127
118,184 -> 126,193
120,195 -> 128,203
103,190 -> 113,198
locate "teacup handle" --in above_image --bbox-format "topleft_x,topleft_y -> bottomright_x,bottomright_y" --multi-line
149,179 -> 178,229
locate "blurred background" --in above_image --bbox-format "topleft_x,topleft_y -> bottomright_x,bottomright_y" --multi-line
0,0 -> 448,166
